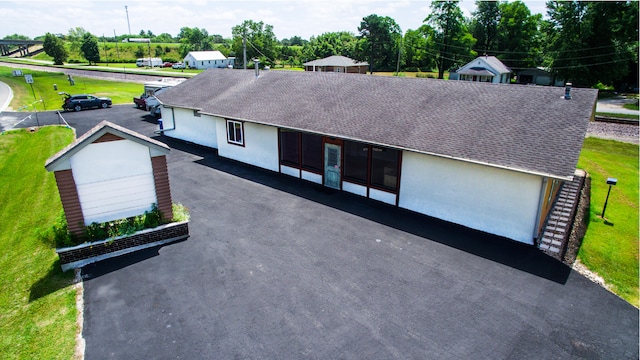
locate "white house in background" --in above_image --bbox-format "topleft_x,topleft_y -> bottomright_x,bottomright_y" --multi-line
303,55 -> 369,74
156,70 -> 596,245
450,56 -> 512,83
183,51 -> 235,70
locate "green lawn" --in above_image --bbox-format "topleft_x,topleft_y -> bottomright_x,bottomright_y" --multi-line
0,126 -> 77,359
577,137 -> 639,306
596,112 -> 640,120
0,65 -> 143,111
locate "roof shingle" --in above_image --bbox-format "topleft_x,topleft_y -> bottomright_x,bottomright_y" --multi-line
157,70 -> 596,179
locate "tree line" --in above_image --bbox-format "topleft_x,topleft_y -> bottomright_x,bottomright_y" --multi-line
10,0 -> 639,89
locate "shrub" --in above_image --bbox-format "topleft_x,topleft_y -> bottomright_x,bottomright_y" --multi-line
52,203 -> 190,247
172,203 -> 190,222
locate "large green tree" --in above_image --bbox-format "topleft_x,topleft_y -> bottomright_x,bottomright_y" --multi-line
42,33 -> 68,65
426,1 -> 477,79
231,20 -> 277,68
402,26 -> 437,71
80,32 -> 100,65
495,1 -> 542,69
178,27 -> 212,57
67,27 -> 88,56
470,1 -> 501,54
302,31 -> 358,61
357,14 -> 402,73
544,0 -> 638,88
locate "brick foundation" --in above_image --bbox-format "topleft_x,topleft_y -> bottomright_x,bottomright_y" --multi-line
57,221 -> 189,271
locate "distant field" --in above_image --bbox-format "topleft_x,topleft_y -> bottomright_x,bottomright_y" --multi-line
0,66 -> 143,111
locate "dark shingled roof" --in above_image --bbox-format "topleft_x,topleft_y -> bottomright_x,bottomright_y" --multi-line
157,70 -> 597,179
303,55 -> 369,67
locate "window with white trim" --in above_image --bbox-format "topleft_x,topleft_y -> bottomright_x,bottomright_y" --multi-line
226,120 -> 244,146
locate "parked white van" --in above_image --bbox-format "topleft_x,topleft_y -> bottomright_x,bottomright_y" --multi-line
136,58 -> 163,67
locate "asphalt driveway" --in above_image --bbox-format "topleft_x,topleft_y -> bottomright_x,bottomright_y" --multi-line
5,106 -> 638,358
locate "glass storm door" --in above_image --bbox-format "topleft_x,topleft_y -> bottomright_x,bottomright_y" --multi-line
324,143 -> 341,189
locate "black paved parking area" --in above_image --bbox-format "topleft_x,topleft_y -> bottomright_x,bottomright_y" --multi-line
5,106 -> 637,359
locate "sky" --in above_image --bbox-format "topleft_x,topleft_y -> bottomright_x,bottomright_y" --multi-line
0,0 -> 548,41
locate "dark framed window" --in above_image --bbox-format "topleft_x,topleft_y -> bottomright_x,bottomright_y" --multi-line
301,133 -> 322,172
279,130 -> 300,166
370,147 -> 399,190
227,120 -> 244,146
343,140 -> 368,184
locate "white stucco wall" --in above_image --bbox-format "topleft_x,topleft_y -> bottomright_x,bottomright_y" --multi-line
281,165 -> 300,178
301,171 -> 322,184
398,151 -> 542,244
216,121 -> 279,172
70,140 -> 157,224
343,181 -> 367,197
163,108 -> 218,148
370,188 -> 397,205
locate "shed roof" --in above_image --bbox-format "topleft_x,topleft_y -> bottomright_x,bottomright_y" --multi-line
303,55 -> 368,67
186,51 -> 227,61
459,56 -> 511,75
45,120 -> 170,172
457,68 -> 496,77
157,70 -> 596,180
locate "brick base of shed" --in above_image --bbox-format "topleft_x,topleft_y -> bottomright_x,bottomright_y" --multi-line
56,221 -> 189,271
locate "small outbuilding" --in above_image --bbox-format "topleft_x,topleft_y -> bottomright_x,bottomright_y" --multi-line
183,51 -> 235,70
45,121 -> 173,236
303,55 -> 369,74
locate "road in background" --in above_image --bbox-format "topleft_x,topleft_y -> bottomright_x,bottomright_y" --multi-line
0,61 -> 187,84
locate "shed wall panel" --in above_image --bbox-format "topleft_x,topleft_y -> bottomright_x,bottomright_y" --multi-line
77,174 -> 157,224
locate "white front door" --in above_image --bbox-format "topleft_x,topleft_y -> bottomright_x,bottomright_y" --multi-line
324,143 -> 341,189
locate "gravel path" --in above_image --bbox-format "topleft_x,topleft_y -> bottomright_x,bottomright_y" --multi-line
587,121 -> 639,144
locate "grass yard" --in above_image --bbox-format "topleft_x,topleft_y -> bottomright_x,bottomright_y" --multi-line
0,66 -> 143,111
595,112 -> 640,120
0,126 -> 77,359
577,137 -> 639,306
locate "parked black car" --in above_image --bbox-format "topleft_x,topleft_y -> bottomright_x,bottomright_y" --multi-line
61,93 -> 112,112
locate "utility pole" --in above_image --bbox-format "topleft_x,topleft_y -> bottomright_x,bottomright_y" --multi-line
114,29 -> 120,61
395,35 -> 402,76
102,34 -> 107,65
125,5 -> 131,35
243,28 -> 247,70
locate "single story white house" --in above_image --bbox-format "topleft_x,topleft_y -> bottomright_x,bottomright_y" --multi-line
156,70 -> 596,245
183,51 -> 235,70
450,56 -> 512,84
303,55 -> 369,74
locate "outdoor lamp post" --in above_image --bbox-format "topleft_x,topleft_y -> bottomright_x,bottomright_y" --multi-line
601,177 -> 617,218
